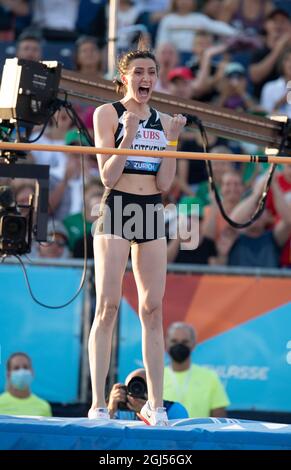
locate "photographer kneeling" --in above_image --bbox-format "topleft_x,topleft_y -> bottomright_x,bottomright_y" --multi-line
108,368 -> 188,421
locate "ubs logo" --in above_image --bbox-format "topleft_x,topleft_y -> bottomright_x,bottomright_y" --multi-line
142,130 -> 160,140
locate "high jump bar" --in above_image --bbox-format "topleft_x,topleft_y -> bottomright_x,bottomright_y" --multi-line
0,141 -> 290,164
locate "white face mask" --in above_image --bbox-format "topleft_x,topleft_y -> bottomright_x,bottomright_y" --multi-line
10,369 -> 33,390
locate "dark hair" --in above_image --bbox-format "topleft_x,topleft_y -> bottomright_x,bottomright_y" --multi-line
14,182 -> 35,198
17,29 -> 42,44
195,30 -> 213,39
74,35 -> 102,73
75,35 -> 97,48
6,352 -> 32,371
266,8 -> 290,21
171,0 -> 196,13
114,49 -> 159,94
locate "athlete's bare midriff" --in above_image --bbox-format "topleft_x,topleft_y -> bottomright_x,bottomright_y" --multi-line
113,172 -> 160,195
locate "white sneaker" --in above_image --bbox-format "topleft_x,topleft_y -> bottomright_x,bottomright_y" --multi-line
138,401 -> 169,426
88,407 -> 110,420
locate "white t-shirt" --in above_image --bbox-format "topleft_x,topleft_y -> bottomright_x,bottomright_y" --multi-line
32,0 -> 79,31
133,0 -> 170,13
30,134 -> 67,180
156,13 -> 236,53
118,5 -> 144,50
31,133 -> 82,216
260,77 -> 291,118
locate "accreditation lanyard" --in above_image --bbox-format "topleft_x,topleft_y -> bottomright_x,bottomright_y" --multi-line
169,366 -> 193,402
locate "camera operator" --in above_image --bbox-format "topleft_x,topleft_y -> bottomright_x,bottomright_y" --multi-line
107,368 -> 188,421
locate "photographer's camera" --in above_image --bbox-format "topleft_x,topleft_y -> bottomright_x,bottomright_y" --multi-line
117,376 -> 147,411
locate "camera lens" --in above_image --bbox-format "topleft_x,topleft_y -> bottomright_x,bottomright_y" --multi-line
127,377 -> 147,398
2,215 -> 26,240
7,220 -> 20,234
0,186 -> 15,210
0,214 -> 28,255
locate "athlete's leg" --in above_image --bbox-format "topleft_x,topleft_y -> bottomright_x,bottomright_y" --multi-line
131,238 -> 167,409
88,235 -> 130,410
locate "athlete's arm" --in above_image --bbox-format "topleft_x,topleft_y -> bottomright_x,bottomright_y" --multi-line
156,113 -> 186,192
94,105 -> 137,188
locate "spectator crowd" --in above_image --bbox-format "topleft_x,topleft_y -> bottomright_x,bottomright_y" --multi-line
1,0 -> 291,269
1,0 -> 291,421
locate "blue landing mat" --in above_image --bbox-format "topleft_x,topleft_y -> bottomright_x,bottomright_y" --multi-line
1,415 -> 291,450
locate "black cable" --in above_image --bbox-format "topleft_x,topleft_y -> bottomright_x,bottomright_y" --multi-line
79,144 -> 88,270
37,203 -> 60,248
15,121 -> 21,143
13,254 -> 87,309
184,113 -> 276,229
26,118 -> 51,143
63,101 -> 94,147
61,99 -> 89,268
9,98 -> 90,309
73,118 -> 88,275
26,100 -> 63,143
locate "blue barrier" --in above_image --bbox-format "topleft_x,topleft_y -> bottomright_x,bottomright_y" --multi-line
0,415 -> 290,450
0,261 -> 85,402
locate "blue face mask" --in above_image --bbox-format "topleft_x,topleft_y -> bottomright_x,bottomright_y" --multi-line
10,369 -> 33,390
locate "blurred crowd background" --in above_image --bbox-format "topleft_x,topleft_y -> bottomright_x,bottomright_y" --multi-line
1,0 -> 291,269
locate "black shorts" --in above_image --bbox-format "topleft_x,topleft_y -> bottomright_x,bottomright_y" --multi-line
94,189 -> 165,244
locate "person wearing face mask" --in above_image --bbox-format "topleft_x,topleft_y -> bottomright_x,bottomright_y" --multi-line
0,352 -> 52,417
163,322 -> 229,418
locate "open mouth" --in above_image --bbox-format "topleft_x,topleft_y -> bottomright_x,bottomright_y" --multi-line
138,86 -> 150,97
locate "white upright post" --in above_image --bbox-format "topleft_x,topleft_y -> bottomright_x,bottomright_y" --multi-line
108,0 -> 119,79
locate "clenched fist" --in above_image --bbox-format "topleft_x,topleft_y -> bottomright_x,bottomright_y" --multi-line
123,111 -> 140,141
167,114 -> 187,141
